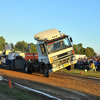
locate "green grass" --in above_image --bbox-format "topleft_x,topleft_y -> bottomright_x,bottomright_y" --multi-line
58,68 -> 100,78
0,83 -> 36,100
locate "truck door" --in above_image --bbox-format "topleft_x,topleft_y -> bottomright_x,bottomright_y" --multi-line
40,44 -> 46,56
37,43 -> 49,64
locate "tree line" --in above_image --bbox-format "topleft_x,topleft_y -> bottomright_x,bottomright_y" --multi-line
73,43 -> 96,57
0,36 -> 37,53
0,36 -> 96,56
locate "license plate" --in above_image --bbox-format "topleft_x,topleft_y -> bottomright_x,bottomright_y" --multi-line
63,63 -> 69,67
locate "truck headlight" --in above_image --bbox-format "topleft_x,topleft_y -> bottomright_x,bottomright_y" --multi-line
73,57 -> 76,60
50,57 -> 53,63
52,56 -> 58,60
52,64 -> 57,67
50,56 -> 58,63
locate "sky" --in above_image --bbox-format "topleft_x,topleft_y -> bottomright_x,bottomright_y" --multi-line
0,0 -> 100,54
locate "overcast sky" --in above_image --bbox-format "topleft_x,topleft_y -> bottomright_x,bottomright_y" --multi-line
0,0 -> 100,54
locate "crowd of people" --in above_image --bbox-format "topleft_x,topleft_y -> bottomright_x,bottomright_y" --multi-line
75,55 -> 100,71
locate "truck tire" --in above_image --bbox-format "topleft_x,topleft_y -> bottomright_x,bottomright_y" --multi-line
40,65 -> 44,74
24,64 -> 28,73
24,64 -> 32,74
66,64 -> 74,70
43,65 -> 49,77
28,65 -> 32,74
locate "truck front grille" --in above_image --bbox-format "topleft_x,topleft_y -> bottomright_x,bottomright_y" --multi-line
52,50 -> 74,64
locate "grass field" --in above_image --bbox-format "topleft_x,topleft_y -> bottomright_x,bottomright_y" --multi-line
58,68 -> 100,78
0,82 -> 36,100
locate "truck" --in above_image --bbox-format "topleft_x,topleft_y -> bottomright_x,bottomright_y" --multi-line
1,29 -> 77,77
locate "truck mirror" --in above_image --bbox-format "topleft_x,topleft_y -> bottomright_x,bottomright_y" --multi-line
70,37 -> 73,42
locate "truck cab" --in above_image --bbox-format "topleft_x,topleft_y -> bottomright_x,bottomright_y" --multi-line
34,29 -> 77,77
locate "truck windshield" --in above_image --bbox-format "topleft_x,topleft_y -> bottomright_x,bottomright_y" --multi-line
46,37 -> 71,54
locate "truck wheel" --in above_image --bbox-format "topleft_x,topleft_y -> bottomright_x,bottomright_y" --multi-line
24,64 -> 28,73
43,66 -> 49,77
28,65 -> 32,74
66,64 -> 74,70
24,64 -> 32,74
40,65 -> 44,74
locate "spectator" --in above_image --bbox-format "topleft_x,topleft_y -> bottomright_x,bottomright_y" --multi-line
97,59 -> 100,71
90,61 -> 96,71
76,55 -> 100,71
95,58 -> 98,68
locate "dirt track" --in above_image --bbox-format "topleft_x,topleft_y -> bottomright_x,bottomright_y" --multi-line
0,68 -> 100,100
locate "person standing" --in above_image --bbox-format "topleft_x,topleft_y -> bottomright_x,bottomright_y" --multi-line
97,59 -> 100,71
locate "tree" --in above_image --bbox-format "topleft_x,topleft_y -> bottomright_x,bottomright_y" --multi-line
85,47 -> 96,56
80,47 -> 85,54
73,43 -> 85,54
73,43 -> 96,56
87,47 -> 96,55
15,41 -> 37,53
85,48 -> 93,57
0,36 -> 6,50
0,36 -> 5,45
77,43 -> 83,51
73,44 -> 80,54
0,44 -> 4,50
15,41 -> 28,52
29,43 -> 37,53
